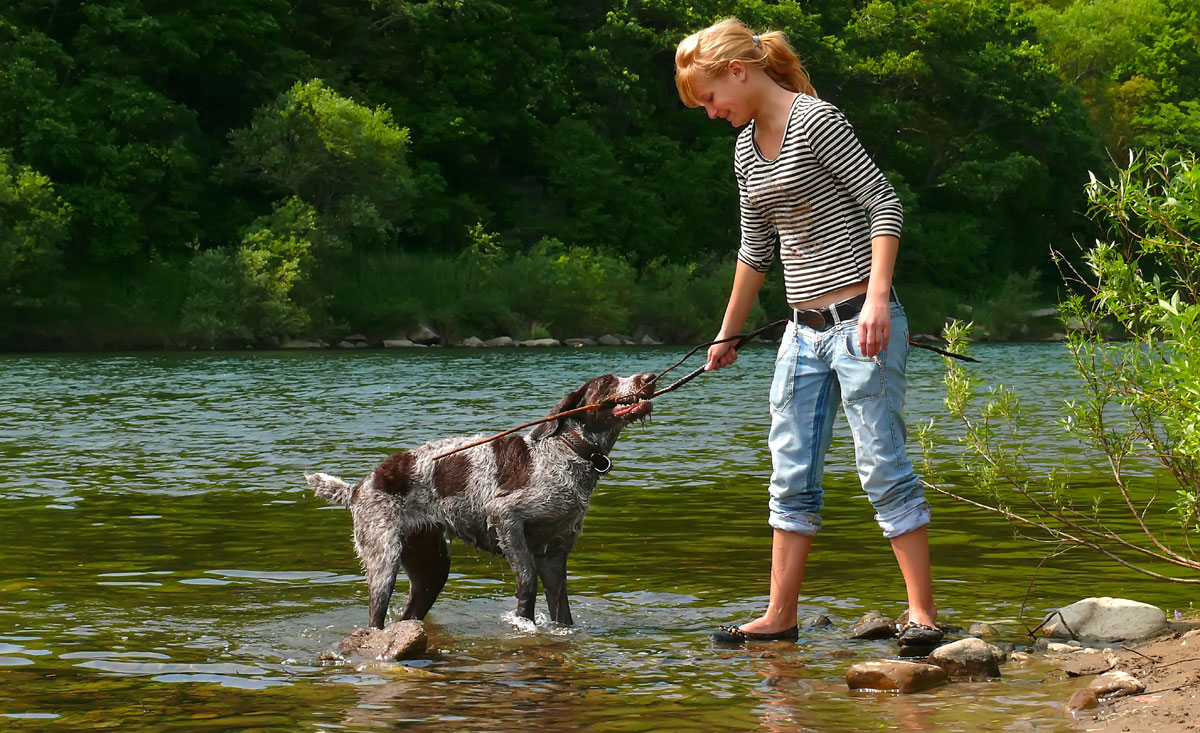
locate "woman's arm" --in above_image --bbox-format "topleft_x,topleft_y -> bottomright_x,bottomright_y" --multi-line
857,234 -> 899,357
706,260 -> 768,371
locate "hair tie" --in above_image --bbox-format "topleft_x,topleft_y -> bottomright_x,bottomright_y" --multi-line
752,34 -> 761,47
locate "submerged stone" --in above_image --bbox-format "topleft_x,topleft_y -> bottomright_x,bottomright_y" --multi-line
1064,687 -> 1100,713
846,660 -> 947,693
319,620 -> 427,664
928,637 -> 1003,679
849,611 -> 896,640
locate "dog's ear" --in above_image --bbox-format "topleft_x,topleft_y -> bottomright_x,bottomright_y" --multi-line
530,383 -> 589,440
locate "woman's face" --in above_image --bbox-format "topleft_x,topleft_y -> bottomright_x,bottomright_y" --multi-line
691,62 -> 753,127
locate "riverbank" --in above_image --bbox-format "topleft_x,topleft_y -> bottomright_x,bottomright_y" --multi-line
4,246 -> 1073,352
1059,622 -> 1200,730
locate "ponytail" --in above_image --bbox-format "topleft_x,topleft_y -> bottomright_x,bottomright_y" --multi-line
675,18 -> 816,107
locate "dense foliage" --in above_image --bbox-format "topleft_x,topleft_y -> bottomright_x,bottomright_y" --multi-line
0,0 -> 1193,346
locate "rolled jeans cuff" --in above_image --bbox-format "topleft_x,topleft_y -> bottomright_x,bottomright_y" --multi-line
768,510 -> 822,536
875,497 -> 930,538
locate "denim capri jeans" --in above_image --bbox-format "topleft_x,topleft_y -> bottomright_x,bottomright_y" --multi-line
767,300 -> 930,538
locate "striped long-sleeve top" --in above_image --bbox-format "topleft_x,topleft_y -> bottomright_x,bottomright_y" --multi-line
734,94 -> 903,303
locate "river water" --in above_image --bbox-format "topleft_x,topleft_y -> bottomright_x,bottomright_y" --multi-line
0,344 -> 1191,730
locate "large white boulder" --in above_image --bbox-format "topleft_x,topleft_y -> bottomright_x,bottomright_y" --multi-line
1041,597 -> 1168,642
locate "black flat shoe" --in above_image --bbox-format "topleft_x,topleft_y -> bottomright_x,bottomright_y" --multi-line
896,622 -> 944,648
712,624 -> 800,645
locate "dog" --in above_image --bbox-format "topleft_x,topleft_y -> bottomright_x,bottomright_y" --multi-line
307,372 -> 655,629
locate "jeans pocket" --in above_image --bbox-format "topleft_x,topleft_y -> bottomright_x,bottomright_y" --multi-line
770,338 -> 798,412
839,330 -> 885,404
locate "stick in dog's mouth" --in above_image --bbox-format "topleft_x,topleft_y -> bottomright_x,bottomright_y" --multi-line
610,377 -> 656,417
612,398 -> 652,417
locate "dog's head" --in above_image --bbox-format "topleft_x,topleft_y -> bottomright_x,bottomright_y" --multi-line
529,372 -> 655,444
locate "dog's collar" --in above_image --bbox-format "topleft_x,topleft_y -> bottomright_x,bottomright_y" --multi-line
559,429 -> 612,474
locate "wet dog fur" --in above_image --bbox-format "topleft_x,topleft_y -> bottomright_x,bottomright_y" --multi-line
307,372 -> 654,629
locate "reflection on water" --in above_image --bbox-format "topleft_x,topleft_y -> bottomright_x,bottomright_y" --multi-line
0,345 -> 1182,729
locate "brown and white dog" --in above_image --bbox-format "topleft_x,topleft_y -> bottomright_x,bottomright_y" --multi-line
307,372 -> 654,629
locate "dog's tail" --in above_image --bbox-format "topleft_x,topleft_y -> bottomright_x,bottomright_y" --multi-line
306,471 -> 352,505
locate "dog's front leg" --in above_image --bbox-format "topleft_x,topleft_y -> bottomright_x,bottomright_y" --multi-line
355,524 -> 401,630
494,519 -> 538,620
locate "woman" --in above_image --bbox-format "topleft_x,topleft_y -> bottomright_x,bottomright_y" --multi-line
675,18 -> 941,650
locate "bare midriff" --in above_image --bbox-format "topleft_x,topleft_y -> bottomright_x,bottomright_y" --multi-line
788,279 -> 869,311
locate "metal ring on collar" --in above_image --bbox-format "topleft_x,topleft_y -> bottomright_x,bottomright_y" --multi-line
592,454 -> 613,474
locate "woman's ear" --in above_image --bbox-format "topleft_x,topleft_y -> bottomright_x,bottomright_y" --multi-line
727,59 -> 746,81
529,384 -> 588,440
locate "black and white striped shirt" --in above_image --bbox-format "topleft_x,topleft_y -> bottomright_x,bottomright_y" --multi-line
734,94 -> 903,303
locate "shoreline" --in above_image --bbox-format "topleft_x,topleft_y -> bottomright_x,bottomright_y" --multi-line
0,331 -> 1082,355
1053,620 -> 1200,730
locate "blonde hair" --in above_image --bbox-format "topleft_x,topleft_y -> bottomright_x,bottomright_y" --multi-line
675,18 -> 816,107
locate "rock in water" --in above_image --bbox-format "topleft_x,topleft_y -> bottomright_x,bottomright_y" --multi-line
928,638 -> 1003,679
319,620 -> 427,663
846,660 -> 947,693
1041,597 -> 1168,642
1064,688 -> 1100,714
849,611 -> 897,640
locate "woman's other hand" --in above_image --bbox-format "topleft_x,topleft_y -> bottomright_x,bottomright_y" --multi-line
857,297 -> 891,357
706,339 -> 739,371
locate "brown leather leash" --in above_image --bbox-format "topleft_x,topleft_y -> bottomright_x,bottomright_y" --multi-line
430,319 -> 976,461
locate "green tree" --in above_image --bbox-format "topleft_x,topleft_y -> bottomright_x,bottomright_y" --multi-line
0,149 -> 71,333
829,0 -> 1103,285
227,79 -> 416,250
1027,0 -> 1200,154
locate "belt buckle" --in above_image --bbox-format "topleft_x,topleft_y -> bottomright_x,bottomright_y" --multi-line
795,308 -> 832,331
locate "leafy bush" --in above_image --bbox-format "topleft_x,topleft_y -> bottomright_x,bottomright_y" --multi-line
923,150 -> 1200,581
181,197 -> 323,344
0,149 -> 70,333
634,258 -> 748,343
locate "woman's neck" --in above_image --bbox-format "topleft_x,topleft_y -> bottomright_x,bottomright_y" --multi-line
752,84 -> 799,134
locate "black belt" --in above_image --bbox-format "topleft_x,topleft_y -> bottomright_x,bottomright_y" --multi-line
792,291 -> 897,331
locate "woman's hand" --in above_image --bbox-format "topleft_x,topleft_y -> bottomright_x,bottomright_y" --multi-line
857,297 -> 891,357
706,339 -> 739,371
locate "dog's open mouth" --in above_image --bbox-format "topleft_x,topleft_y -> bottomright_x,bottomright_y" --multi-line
612,397 -> 652,419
